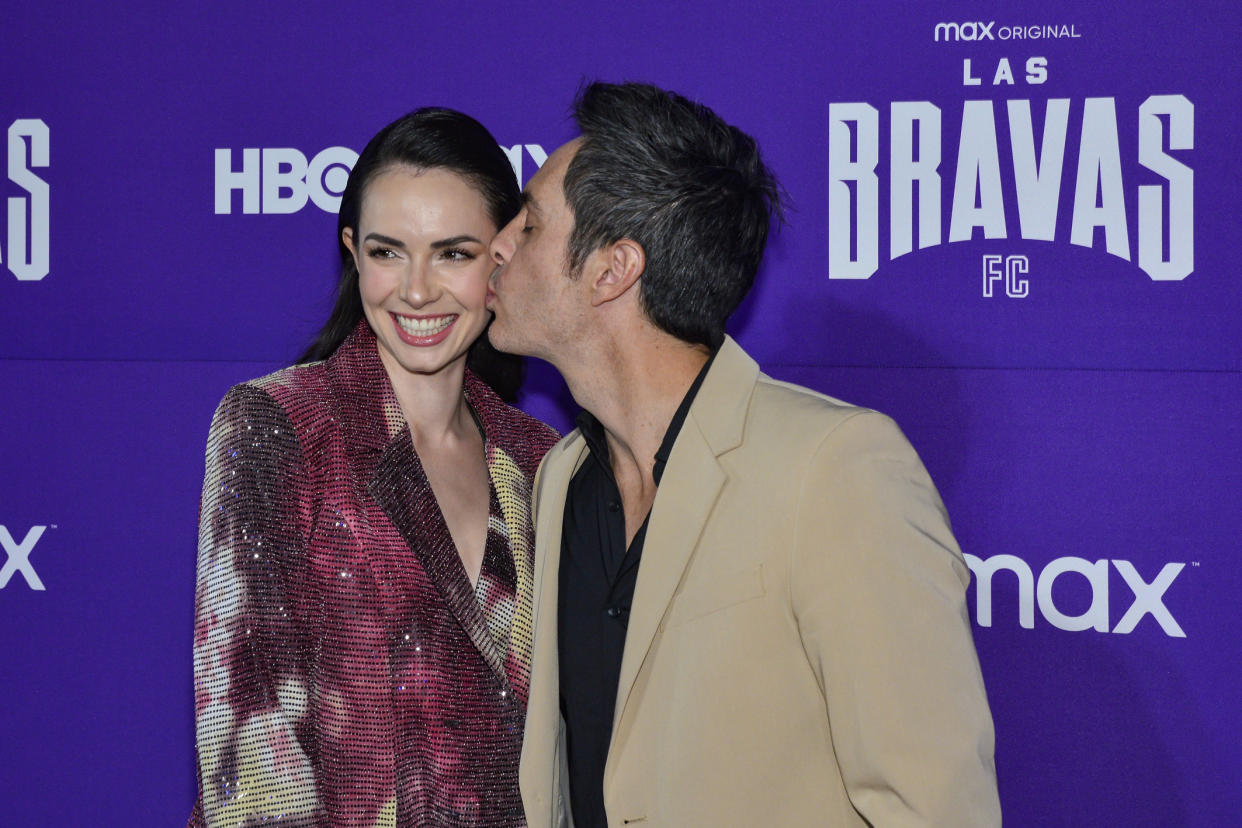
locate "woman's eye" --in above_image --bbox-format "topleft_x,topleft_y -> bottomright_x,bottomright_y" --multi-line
441,248 -> 475,262
366,246 -> 397,260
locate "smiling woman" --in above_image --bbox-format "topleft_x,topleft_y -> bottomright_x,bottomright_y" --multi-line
187,109 -> 560,828
303,109 -> 528,402
346,167 -> 496,382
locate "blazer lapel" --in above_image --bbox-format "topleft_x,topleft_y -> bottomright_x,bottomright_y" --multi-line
325,323 -> 508,682
520,435 -> 587,815
369,429 -> 509,682
607,337 -> 757,764
609,424 -> 724,731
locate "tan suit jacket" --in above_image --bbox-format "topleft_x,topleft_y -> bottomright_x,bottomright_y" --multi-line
519,337 -> 1000,827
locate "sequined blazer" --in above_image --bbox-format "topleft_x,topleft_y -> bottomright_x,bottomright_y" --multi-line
188,322 -> 559,828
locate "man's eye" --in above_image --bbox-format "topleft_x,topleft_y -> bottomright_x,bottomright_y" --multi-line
521,225 -> 534,234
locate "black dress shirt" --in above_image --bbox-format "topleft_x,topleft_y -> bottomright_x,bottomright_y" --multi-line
558,354 -> 714,828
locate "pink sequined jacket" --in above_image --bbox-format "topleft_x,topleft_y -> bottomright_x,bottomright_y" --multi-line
188,323 -> 559,827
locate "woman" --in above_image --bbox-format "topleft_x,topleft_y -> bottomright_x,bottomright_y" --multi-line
188,109 -> 559,827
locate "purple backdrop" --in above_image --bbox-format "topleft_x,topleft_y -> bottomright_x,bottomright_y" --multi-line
2,1 -> 1239,824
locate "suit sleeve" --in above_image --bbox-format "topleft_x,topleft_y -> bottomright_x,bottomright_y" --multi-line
790,410 -> 1001,827
189,384 -> 325,828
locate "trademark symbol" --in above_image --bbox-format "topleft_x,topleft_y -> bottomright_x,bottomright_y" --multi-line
1191,561 -> 1200,567
50,524 -> 58,530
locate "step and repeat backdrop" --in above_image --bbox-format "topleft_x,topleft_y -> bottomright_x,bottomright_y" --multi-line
2,1 -> 1238,824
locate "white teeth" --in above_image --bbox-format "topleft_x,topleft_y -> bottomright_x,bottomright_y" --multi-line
396,315 -> 455,337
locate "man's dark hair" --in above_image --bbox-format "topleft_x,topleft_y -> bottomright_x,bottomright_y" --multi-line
564,82 -> 783,349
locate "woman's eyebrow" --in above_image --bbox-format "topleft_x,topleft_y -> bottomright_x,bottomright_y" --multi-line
363,232 -> 406,248
430,235 -> 484,249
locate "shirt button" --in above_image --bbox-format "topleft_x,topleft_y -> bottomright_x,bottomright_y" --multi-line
607,606 -> 621,618
607,500 -> 621,512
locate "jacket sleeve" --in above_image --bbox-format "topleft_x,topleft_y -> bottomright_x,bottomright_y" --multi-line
790,410 -> 1001,827
189,384 -> 324,828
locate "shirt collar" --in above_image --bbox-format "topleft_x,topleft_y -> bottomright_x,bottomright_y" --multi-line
575,349 -> 717,485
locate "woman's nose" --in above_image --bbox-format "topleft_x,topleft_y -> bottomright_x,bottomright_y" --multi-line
401,260 -> 439,306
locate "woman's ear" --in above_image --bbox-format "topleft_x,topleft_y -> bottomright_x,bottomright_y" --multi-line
341,227 -> 358,263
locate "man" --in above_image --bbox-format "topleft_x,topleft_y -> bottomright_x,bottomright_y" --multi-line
487,82 -> 1000,827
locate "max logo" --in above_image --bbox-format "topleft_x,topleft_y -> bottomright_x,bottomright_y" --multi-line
0,525 -> 46,590
935,21 -> 996,41
966,554 -> 1186,637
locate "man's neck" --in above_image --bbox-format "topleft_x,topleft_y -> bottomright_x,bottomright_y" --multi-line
564,332 -> 710,506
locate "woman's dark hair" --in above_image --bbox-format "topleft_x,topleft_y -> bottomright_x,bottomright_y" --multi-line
299,107 -> 525,401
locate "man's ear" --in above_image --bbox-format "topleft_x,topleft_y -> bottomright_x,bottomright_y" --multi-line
590,239 -> 645,307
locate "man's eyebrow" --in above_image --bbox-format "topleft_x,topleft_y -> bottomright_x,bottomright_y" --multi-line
430,235 -> 484,249
363,233 -> 406,248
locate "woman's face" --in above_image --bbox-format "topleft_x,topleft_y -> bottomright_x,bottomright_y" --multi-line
344,165 -> 498,384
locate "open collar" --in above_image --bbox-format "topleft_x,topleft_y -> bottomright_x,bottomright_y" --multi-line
325,321 -> 516,687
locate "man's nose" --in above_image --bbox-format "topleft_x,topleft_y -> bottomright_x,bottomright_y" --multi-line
490,214 -> 519,267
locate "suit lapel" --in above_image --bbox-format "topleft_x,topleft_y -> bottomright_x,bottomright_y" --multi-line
607,337 -> 758,767
609,423 -> 724,729
520,435 -> 587,814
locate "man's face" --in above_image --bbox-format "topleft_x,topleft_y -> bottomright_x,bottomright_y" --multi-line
487,139 -> 588,364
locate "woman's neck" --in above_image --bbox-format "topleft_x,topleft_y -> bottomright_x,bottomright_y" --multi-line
378,346 -> 474,445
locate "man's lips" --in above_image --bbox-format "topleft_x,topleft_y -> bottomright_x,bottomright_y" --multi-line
486,265 -> 503,309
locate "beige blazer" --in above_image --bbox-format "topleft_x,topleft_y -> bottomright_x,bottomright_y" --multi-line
519,337 -> 1000,827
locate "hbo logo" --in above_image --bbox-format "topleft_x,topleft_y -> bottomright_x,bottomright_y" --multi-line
215,144 -> 546,216
214,147 -> 359,214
